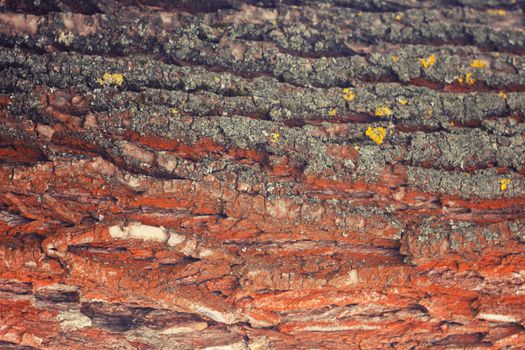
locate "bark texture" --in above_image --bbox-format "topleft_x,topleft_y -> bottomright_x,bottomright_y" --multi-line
1,0 -> 525,349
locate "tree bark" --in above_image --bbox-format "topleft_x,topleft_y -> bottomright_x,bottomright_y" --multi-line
1,0 -> 525,349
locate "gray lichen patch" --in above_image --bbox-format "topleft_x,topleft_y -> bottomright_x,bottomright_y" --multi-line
356,144 -> 404,182
407,166 -> 524,199
408,129 -> 525,170
2,5 -> 525,90
276,4 -> 525,52
3,47 -> 524,132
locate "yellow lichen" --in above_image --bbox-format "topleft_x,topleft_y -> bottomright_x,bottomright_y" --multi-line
97,73 -> 124,87
328,108 -> 338,117
418,54 -> 436,69
499,91 -> 508,100
269,132 -> 280,143
457,73 -> 476,85
397,98 -> 408,105
342,88 -> 356,102
464,73 -> 476,85
365,126 -> 387,145
500,178 -> 511,191
391,55 -> 400,63
57,31 -> 74,46
375,106 -> 392,117
487,9 -> 506,16
470,59 -> 487,68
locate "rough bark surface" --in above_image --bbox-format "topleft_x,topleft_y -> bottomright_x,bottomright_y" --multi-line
1,0 -> 525,349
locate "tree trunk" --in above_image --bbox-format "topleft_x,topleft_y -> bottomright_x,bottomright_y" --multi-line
1,0 -> 525,349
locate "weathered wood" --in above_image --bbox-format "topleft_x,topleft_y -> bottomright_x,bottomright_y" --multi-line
1,0 -> 525,349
